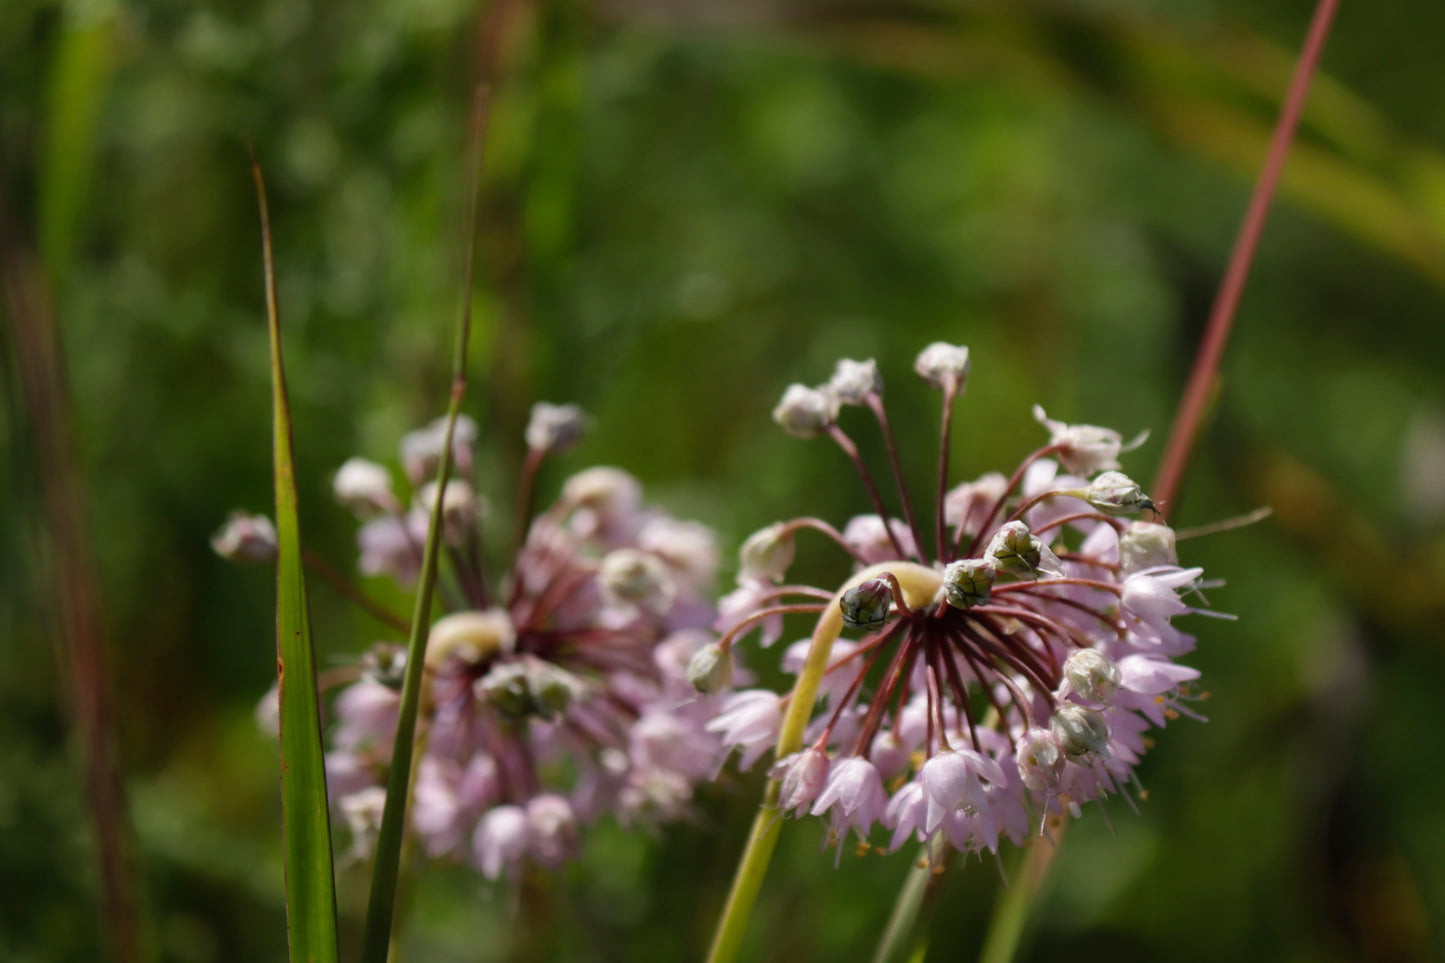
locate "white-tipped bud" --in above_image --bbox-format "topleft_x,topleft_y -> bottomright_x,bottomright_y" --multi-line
339,787 -> 388,859
1085,471 -> 1156,516
1119,520 -> 1178,575
361,643 -> 408,690
840,577 -> 893,632
598,548 -> 675,610
686,642 -> 735,695
416,479 -> 480,545
739,523 -> 796,582
400,414 -> 479,482
426,609 -> 516,668
562,467 -> 642,520
985,520 -> 1062,579
1032,406 -> 1148,477
211,512 -> 278,564
1060,648 -> 1121,705
828,358 -> 882,406
333,458 -> 397,515
525,402 -> 589,454
772,384 -> 838,438
771,748 -> 830,816
526,795 -> 579,869
942,558 -> 996,609
944,472 -> 1008,537
913,342 -> 971,391
475,656 -> 584,720
1015,728 -> 1066,792
1049,705 -> 1111,760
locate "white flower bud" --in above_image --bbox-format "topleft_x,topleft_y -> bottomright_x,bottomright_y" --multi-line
1049,705 -> 1111,760
943,472 -> 1008,537
598,548 -> 675,610
211,512 -> 278,564
913,342 -> 971,391
772,384 -> 839,438
561,467 -> 642,522
426,609 -> 515,668
361,643 -> 408,690
1060,648 -> 1121,705
739,523 -> 796,582
985,520 -> 1063,579
416,479 -> 480,545
1032,405 -> 1148,477
400,414 -> 479,482
840,577 -> 893,632
686,642 -> 735,695
1119,521 -> 1178,575
333,458 -> 397,515
475,656 -> 584,720
1015,728 -> 1065,792
942,558 -> 996,609
1085,471 -> 1156,516
828,358 -> 882,406
525,402 -> 589,454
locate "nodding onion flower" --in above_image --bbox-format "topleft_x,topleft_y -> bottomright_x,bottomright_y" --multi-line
710,346 -> 1224,862
227,403 -> 731,881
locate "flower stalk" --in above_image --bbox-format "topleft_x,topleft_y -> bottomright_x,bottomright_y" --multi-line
705,562 -> 942,963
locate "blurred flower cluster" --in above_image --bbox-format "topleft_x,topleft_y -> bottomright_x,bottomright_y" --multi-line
223,404 -> 731,880
707,346 -> 1224,862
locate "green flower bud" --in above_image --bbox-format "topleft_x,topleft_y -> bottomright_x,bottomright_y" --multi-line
942,558 -> 996,609
1119,521 -> 1178,574
739,523 -> 796,582
840,577 -> 893,632
1085,471 -> 1156,516
1050,705 -> 1111,759
686,643 -> 735,695
361,644 -> 408,690
1061,649 -> 1121,705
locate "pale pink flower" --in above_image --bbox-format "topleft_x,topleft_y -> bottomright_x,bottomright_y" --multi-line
709,346 -> 1225,863
811,757 -> 889,839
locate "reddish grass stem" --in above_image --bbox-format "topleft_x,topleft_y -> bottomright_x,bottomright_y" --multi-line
1152,0 -> 1340,514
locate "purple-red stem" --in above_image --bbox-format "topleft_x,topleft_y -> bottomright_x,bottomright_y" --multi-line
1153,0 -> 1340,513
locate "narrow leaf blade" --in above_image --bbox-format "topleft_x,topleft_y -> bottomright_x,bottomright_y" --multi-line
252,154 -> 340,963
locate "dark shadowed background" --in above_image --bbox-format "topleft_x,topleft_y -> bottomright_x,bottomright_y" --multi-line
3,0 -> 1443,960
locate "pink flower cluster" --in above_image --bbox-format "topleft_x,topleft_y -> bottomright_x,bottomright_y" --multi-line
710,346 -> 1224,861
320,406 -> 728,880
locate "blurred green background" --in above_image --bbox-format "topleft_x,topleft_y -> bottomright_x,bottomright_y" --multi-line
4,0 -> 1444,960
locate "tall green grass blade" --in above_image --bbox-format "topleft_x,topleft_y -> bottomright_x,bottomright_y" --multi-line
39,12 -> 113,287
250,155 -> 340,963
358,86 -> 491,963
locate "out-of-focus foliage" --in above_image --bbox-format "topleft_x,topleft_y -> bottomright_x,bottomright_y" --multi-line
3,0 -> 1443,960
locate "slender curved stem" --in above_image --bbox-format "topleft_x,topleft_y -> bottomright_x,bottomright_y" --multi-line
359,86 -> 491,963
977,820 -> 1070,963
872,835 -> 949,963
1152,0 -> 1340,513
705,561 -> 943,963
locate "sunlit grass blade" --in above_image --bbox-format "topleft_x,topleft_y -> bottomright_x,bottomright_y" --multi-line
250,154 -> 340,963
358,85 -> 492,963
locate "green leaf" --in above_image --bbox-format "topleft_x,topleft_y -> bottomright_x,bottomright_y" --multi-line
251,154 -> 340,963
358,86 -> 491,963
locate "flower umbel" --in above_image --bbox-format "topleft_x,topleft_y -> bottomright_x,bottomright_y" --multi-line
715,347 -> 1220,860
267,406 -> 726,881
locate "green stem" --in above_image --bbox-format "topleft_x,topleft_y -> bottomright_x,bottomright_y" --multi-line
705,561 -> 943,963
358,86 -> 491,963
977,819 -> 1069,963
872,836 -> 949,963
